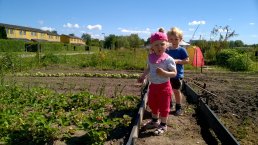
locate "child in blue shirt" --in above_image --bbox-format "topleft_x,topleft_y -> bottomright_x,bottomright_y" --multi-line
166,27 -> 189,116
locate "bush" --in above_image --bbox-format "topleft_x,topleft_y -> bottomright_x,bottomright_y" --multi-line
216,49 -> 238,66
0,53 -> 20,73
228,53 -> 253,71
205,45 -> 217,64
0,26 -> 7,39
40,53 -> 60,66
40,42 -> 66,52
0,39 -> 25,52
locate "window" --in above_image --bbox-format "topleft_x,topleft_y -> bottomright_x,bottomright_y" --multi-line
31,32 -> 36,36
20,30 -> 26,35
10,29 -> 14,34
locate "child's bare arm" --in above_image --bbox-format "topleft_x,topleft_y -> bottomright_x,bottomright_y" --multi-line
156,67 -> 177,78
137,66 -> 150,83
175,57 -> 189,65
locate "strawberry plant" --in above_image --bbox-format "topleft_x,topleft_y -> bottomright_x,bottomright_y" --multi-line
0,85 -> 140,144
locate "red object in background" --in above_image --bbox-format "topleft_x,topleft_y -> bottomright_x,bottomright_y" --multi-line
192,47 -> 205,67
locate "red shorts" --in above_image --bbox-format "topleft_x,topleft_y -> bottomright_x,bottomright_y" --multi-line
148,81 -> 172,117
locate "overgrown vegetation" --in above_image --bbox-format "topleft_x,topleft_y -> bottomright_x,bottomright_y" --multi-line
216,49 -> 254,71
0,49 -> 148,74
0,85 -> 140,144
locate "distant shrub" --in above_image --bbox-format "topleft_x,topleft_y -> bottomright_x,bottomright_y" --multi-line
216,49 -> 238,66
0,53 -> 20,73
40,42 -> 66,52
0,26 -> 7,39
228,53 -> 253,71
40,53 -> 60,66
0,39 -> 25,52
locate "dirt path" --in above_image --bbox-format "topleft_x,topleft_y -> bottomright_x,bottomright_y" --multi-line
135,95 -> 207,145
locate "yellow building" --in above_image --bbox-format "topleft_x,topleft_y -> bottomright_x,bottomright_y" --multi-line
60,34 -> 85,45
0,23 -> 85,45
0,23 -> 60,42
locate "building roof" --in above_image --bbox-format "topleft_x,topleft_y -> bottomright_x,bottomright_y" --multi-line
61,34 -> 83,40
0,22 -> 59,36
179,40 -> 190,46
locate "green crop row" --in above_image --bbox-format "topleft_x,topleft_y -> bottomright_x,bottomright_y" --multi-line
0,85 -> 140,145
15,72 -> 140,79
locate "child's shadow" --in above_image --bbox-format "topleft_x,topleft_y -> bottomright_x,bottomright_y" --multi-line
138,110 -> 155,138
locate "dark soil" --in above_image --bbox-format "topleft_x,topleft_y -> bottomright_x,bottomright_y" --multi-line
184,70 -> 258,145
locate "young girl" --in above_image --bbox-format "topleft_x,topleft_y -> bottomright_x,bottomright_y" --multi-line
138,32 -> 177,135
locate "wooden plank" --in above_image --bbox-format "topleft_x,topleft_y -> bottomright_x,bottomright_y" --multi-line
183,82 -> 240,145
182,81 -> 199,103
126,85 -> 148,145
199,99 -> 240,145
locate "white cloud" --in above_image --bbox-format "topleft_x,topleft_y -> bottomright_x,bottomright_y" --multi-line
74,24 -> 80,28
249,22 -> 255,25
188,20 -> 206,25
87,24 -> 102,30
251,34 -> 257,37
63,23 -> 80,28
118,28 -> 151,34
41,27 -> 55,31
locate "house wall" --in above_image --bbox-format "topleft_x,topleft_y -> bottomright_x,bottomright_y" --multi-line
3,23 -> 83,45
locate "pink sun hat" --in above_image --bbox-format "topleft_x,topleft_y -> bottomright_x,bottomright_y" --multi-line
150,32 -> 168,44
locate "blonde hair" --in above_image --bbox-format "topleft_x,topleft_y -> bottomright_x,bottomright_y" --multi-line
167,27 -> 183,40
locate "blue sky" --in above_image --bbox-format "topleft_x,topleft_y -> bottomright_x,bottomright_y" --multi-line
0,0 -> 257,44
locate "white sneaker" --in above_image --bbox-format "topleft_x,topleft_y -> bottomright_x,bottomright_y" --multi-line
154,125 -> 167,136
143,120 -> 159,129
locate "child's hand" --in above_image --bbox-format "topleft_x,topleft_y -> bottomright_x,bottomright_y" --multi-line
156,67 -> 165,77
137,76 -> 145,83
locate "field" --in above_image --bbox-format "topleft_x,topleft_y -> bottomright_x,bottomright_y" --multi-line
2,66 -> 257,145
185,70 -> 258,145
1,66 -> 142,145
0,48 -> 257,145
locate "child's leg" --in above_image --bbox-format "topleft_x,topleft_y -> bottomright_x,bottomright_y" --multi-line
143,113 -> 160,129
154,116 -> 168,135
143,83 -> 160,129
171,78 -> 183,116
153,81 -> 171,135
174,88 -> 183,115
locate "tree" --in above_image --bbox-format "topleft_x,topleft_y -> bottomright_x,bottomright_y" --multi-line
127,34 -> 144,48
51,30 -> 58,35
115,36 -> 130,49
234,40 -> 244,47
210,25 -> 238,53
211,25 -> 238,41
69,33 -> 75,36
0,26 -> 7,39
104,34 -> 116,49
81,33 -> 91,45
